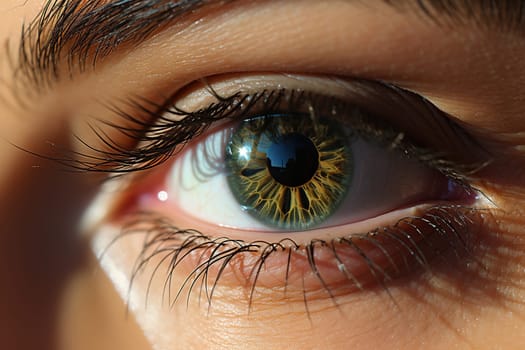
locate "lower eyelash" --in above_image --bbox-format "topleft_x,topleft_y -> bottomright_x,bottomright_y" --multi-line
105,204 -> 485,315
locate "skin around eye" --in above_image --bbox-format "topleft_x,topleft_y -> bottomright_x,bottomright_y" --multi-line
90,75 -> 484,310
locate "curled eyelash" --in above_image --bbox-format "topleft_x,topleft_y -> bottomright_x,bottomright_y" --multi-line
103,204 -> 485,315
52,88 -> 283,174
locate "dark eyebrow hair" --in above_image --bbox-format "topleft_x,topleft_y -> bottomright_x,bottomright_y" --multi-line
12,0 -> 525,93
14,0 -> 216,92
390,0 -> 525,28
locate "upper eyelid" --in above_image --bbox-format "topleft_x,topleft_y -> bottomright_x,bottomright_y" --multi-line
68,75 -> 491,181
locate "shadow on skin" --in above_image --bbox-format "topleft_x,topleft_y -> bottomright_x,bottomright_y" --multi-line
0,130 -> 93,350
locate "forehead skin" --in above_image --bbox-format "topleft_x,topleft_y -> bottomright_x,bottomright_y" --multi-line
0,1 -> 525,350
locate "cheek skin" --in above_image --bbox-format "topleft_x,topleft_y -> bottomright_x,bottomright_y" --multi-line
57,254 -> 151,350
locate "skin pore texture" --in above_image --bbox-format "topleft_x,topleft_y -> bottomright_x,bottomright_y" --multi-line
2,0 -> 525,349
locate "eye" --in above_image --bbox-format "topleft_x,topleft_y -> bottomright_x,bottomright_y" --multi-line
90,74 -> 488,308
153,109 -> 460,233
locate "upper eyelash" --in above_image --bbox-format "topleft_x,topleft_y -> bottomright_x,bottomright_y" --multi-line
60,78 -> 490,183
62,89 -> 261,174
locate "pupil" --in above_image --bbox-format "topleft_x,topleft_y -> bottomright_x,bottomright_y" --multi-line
266,133 -> 319,187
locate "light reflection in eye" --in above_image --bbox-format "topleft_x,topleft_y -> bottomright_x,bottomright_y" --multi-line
157,190 -> 169,202
238,146 -> 251,160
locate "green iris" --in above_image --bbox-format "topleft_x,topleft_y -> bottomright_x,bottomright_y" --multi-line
225,114 -> 352,230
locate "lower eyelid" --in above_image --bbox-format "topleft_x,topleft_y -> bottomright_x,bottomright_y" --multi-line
93,205 -> 484,308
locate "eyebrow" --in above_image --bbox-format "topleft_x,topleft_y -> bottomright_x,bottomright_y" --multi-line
13,0 -> 525,92
14,0 -> 214,92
